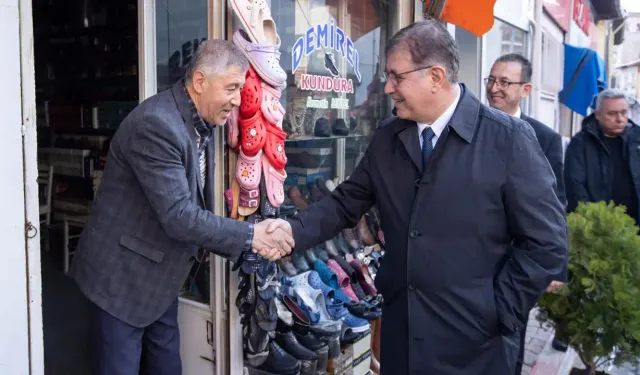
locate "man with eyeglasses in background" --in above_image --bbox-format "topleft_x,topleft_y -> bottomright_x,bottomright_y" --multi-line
486,53 -> 568,374
268,21 -> 567,374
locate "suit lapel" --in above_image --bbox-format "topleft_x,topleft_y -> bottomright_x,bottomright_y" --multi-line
172,81 -> 206,205
398,124 -> 423,173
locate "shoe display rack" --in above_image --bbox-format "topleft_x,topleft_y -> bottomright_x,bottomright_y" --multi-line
223,0 -> 392,373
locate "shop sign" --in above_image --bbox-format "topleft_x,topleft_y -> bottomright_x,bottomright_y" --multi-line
543,0 -> 571,32
305,96 -> 350,110
299,74 -> 354,93
292,20 -> 362,85
572,0 -> 591,36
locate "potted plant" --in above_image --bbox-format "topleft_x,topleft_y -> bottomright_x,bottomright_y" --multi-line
537,201 -> 640,375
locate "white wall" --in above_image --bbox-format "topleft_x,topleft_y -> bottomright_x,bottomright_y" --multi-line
569,18 -> 591,47
493,0 -> 530,31
0,0 -> 32,374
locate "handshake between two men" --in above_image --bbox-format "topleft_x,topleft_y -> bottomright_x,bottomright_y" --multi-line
250,219 -> 296,261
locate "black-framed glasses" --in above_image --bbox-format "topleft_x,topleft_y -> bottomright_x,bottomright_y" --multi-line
484,77 -> 529,90
382,65 -> 434,86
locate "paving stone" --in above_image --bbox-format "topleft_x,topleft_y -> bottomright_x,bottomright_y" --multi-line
524,349 -> 538,366
527,338 -> 546,354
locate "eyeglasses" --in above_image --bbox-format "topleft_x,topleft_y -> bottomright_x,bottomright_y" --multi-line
382,65 -> 434,86
484,77 -> 528,90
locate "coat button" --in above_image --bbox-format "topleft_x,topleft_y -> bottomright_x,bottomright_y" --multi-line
189,256 -> 197,263
408,282 -> 416,291
409,230 -> 419,239
414,179 -> 420,187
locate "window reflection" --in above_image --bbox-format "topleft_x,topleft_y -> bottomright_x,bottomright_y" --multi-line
156,0 -> 208,92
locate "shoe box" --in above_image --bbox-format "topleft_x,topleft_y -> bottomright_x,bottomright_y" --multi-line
327,332 -> 372,375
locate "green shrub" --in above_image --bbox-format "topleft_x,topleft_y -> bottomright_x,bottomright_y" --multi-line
537,201 -> 640,374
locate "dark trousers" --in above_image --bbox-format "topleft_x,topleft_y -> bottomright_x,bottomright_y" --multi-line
514,314 -> 527,374
89,298 -> 181,375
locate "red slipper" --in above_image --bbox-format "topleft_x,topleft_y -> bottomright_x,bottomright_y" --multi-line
264,123 -> 287,169
239,66 -> 263,119
239,111 -> 267,156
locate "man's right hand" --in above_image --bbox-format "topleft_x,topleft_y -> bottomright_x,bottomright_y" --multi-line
252,219 -> 295,261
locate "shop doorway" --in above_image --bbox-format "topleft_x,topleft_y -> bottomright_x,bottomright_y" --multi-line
32,0 -> 139,373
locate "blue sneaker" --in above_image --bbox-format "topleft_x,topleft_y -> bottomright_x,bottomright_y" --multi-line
307,271 -> 352,304
324,295 -> 369,333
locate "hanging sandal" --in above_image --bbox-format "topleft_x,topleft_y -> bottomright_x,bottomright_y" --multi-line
264,123 -> 287,170
262,154 -> 286,208
227,106 -> 240,149
261,82 -> 286,128
236,148 -> 263,190
238,186 -> 260,217
239,111 -> 268,156
240,66 -> 263,119
230,0 -> 279,45
232,29 -> 286,88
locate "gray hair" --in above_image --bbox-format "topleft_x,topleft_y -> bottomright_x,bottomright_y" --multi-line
595,89 -> 628,111
185,40 -> 249,82
385,20 -> 460,83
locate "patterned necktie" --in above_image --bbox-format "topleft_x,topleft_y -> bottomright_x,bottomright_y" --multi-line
422,127 -> 436,170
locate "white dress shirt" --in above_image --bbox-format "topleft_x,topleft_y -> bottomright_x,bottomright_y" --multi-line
417,86 -> 462,149
513,107 -> 522,119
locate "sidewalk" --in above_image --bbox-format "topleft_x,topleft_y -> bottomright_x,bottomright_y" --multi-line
521,308 -> 576,375
524,308 -> 640,375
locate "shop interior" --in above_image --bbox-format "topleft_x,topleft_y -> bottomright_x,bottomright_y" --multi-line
34,0 -> 390,373
34,0 -> 139,373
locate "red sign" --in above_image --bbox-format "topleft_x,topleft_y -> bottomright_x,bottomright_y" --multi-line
544,0 -> 571,32
573,0 -> 591,35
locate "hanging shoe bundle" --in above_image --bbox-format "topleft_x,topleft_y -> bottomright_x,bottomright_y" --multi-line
226,0 -> 288,222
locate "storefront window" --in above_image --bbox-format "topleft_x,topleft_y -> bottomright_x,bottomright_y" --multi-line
230,0 -> 390,192
156,0 -> 208,92
484,19 -> 528,79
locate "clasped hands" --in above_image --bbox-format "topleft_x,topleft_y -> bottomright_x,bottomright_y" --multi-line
250,219 -> 295,261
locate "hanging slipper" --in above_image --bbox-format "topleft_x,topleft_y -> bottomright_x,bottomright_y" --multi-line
230,0 -> 279,45
224,178 -> 240,219
238,186 -> 260,217
259,173 -> 278,218
236,148 -> 262,191
240,66 -> 263,119
233,29 -> 286,88
239,111 -> 268,156
264,123 -> 287,170
261,82 -> 286,128
262,154 -> 286,208
226,106 -> 240,149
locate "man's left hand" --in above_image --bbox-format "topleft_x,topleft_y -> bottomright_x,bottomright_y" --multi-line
546,281 -> 565,292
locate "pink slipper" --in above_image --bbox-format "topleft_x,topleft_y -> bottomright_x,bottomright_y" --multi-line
262,154 -> 286,208
261,82 -> 285,128
326,259 -> 359,302
238,186 -> 260,217
236,148 -> 262,190
226,107 -> 240,149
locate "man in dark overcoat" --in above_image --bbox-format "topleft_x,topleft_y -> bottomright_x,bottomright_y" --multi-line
270,20 -> 567,374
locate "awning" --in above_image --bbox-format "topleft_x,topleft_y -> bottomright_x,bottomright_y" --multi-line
424,0 -> 498,37
559,44 -> 607,116
590,0 -> 623,21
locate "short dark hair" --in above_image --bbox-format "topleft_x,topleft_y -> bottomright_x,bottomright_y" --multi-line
385,20 -> 460,83
495,53 -> 532,83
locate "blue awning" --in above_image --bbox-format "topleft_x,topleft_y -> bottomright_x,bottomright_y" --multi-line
559,44 -> 607,116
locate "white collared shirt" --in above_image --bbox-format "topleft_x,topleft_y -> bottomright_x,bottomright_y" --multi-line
513,107 -> 522,119
417,85 -> 462,149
